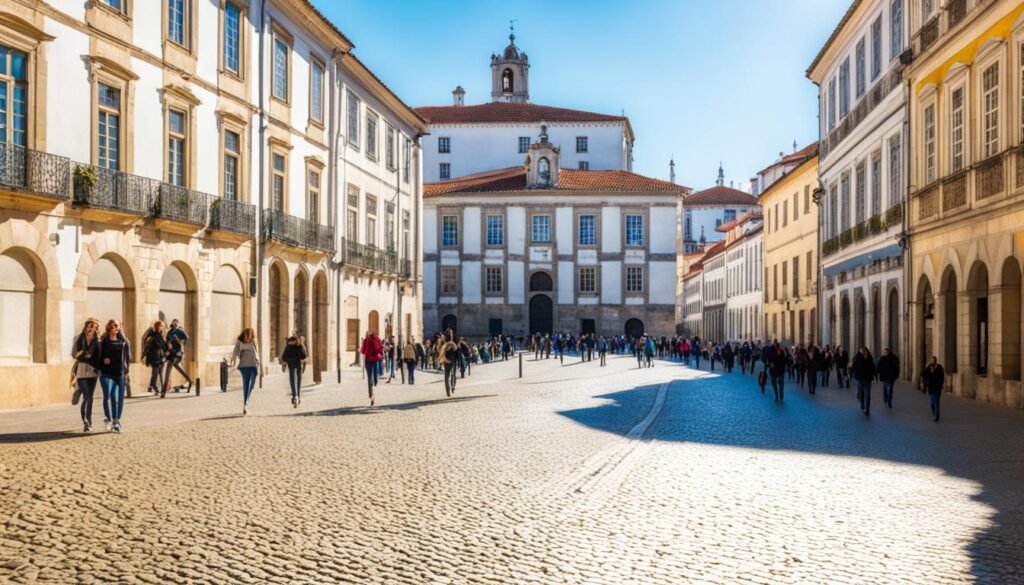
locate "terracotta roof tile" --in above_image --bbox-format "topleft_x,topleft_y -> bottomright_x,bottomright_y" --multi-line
757,142 -> 819,175
425,167 -> 690,196
685,185 -> 759,207
415,102 -> 629,125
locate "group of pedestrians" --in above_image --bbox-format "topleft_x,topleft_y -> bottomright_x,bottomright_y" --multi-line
70,318 -> 132,433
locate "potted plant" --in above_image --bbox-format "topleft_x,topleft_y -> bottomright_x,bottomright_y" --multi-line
73,165 -> 98,203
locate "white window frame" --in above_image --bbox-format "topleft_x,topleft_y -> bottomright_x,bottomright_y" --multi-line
441,215 -> 458,248
485,214 -> 504,247
923,101 -> 936,183
626,266 -> 644,294
980,60 -> 1000,159
485,266 -> 503,295
950,85 -> 965,173
531,214 -> 551,243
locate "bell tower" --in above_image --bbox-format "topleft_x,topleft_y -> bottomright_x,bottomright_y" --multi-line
491,22 -> 530,103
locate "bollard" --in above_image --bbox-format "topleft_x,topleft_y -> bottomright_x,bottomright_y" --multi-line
518,352 -> 523,378
195,377 -> 201,397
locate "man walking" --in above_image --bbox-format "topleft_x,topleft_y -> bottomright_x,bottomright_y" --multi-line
923,356 -> 945,422
851,346 -> 876,416
769,341 -> 787,402
877,347 -> 900,408
834,345 -> 850,388
440,334 -> 459,397
164,319 -> 192,393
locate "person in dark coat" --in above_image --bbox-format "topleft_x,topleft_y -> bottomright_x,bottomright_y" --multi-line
923,356 -> 945,422
142,321 -> 170,397
807,345 -> 821,395
876,347 -> 900,408
851,346 -> 877,416
821,345 -> 833,387
795,345 -> 809,388
281,336 -> 308,408
769,341 -> 787,402
834,345 -> 850,388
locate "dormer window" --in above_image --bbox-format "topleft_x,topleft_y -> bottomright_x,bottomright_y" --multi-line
538,157 -> 550,185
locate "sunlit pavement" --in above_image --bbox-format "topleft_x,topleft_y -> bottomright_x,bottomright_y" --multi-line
1,354 -> 1022,584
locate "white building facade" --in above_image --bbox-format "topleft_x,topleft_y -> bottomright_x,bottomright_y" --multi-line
723,214 -> 764,341
416,32 -> 634,182
682,178 -> 759,254
423,131 -> 687,339
808,0 -> 908,359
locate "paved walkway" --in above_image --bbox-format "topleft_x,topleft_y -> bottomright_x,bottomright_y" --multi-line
1,353 -> 1022,584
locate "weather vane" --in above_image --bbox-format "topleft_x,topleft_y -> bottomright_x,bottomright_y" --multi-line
509,19 -> 518,40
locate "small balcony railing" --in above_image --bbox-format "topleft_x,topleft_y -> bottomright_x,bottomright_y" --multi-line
941,170 -> 968,211
918,15 -> 940,53
152,184 -> 214,226
209,197 -> 256,235
264,209 -> 334,252
340,238 -> 401,273
73,165 -> 157,216
975,155 -> 1004,200
820,66 -> 903,161
0,142 -> 71,201
947,0 -> 968,28
400,258 -> 412,278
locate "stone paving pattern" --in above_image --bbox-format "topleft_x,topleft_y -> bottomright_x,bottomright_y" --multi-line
1,354 -> 1022,584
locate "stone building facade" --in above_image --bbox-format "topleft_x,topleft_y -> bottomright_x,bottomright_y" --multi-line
423,130 -> 688,339
0,1 -> 424,408
722,212 -> 764,342
907,0 -> 1024,409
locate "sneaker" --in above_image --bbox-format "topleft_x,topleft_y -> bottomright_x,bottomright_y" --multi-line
112,423 -> 121,433
105,420 -> 112,432
292,398 -> 297,408
83,423 -> 90,433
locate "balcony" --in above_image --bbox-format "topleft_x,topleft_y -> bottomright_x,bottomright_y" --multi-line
822,203 -> 903,257
264,209 -> 334,252
0,142 -> 72,202
913,0 -> 991,60
913,148 -> 1020,226
152,184 -> 214,226
340,238 -> 401,273
820,66 -> 904,161
73,165 -> 157,216
209,197 -> 256,235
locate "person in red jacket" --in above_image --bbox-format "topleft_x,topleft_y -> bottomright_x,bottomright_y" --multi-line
360,330 -> 383,406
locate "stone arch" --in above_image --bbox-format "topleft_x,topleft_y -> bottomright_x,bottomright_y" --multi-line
886,285 -> 900,357
916,274 -> 936,375
999,257 -> 1022,382
159,261 -> 198,384
854,289 -> 867,350
870,285 -> 882,355
441,314 -> 457,336
940,265 -> 959,373
210,264 -> 245,348
966,260 -> 990,377
312,270 -> 329,381
293,266 -> 310,341
0,247 -> 48,363
268,259 -> 290,358
529,271 -> 553,292
840,292 -> 851,350
368,309 -> 380,336
86,253 -> 137,361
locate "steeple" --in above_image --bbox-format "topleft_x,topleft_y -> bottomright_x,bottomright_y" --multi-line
491,23 -> 530,103
716,162 -> 725,187
669,158 -> 676,185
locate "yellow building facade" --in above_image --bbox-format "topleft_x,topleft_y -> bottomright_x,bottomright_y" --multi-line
907,0 -> 1024,408
761,151 -> 820,346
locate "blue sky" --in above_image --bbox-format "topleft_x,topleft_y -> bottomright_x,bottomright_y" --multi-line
313,0 -> 849,190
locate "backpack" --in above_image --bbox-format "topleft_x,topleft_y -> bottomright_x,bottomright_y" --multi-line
444,344 -> 458,363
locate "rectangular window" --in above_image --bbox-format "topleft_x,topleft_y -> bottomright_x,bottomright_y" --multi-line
839,58 -> 850,118
310,59 -> 324,123
576,136 -> 588,153
168,0 -> 187,47
223,3 -> 241,74
626,266 -> 644,293
0,47 -> 27,147
625,214 -> 644,247
793,256 -> 800,297
518,136 -> 530,153
924,103 -> 936,183
365,194 -> 377,247
531,215 -> 551,243
806,251 -> 813,282
385,202 -> 395,251
486,214 -> 504,247
402,210 -> 411,259
855,161 -> 866,224
307,169 -> 321,224
782,260 -> 788,288
828,77 -> 837,130
439,162 -> 451,180
578,214 -> 596,246
890,0 -> 903,58
840,173 -> 851,230
982,62 -> 1000,159
793,193 -> 799,220
347,91 -> 360,147
889,135 -> 901,206
385,124 -> 396,170
579,267 -> 596,294
578,161 -> 589,170
485,267 -> 503,294
403,139 -> 411,183
272,153 -> 285,211
272,36 -> 288,101
871,16 -> 882,80
724,209 -> 737,222
950,87 -> 965,172
871,152 -> 882,215
440,267 -> 458,295
922,0 -> 936,19
366,112 -> 378,160
441,215 -> 458,247
346,186 -> 358,241
783,200 -> 789,227
167,108 -> 186,187
855,38 -> 866,97
102,0 -> 125,11
223,129 -> 240,200
438,136 -> 450,153
804,185 -> 810,214
96,82 -> 120,170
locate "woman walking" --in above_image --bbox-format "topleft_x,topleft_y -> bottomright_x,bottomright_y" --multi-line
230,328 -> 260,415
360,330 -> 383,405
98,320 -> 131,433
142,321 -> 170,397
72,318 -> 101,432
403,336 -> 417,384
280,335 -> 307,408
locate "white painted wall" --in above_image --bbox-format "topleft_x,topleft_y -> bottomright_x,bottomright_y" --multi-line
44,20 -> 89,162
462,262 -> 481,304
507,261 -> 525,304
601,261 -> 621,304
508,207 -> 526,255
557,261 -> 573,304
463,207 -> 481,255
555,207 -> 572,252
601,207 -> 621,254
423,261 -> 437,303
649,262 -> 676,304
133,58 -> 165,179
650,207 -> 676,254
423,209 -> 438,254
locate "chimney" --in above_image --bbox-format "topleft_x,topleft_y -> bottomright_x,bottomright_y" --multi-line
730,180 -> 734,189
452,85 -> 465,106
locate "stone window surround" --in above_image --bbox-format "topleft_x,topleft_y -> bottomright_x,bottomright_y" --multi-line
624,264 -> 644,295
481,210 -> 506,249
976,43 -> 1003,161
576,265 -> 599,296
308,52 -> 326,128
439,209 -> 459,248
530,211 -> 553,244
365,193 -> 378,247
483,264 -> 504,297
217,110 -> 249,202
439,265 -> 459,296
365,108 -> 379,161
162,85 -> 201,190
305,156 -> 325,224
920,91 -> 938,186
346,90 -> 360,150
622,208 -> 648,249
1,13 -> 53,152
574,209 -> 600,249
270,22 -> 293,104
217,0 -> 248,82
268,136 -> 292,213
345,183 -> 360,241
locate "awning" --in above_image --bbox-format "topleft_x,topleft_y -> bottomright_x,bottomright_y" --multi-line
823,243 -> 902,277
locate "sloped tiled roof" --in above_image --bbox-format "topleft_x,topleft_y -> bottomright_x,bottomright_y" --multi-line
425,167 -> 690,197
685,185 -> 759,207
415,102 -> 629,125
714,210 -> 757,233
757,142 -> 819,175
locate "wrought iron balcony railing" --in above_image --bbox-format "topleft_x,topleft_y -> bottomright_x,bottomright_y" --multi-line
152,184 -> 214,226
73,165 -> 157,215
264,209 -> 334,252
340,238 -> 410,275
209,197 -> 256,235
0,142 -> 71,201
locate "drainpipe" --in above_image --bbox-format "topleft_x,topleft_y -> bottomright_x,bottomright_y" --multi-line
812,80 -> 824,348
901,75 -> 912,381
394,132 -> 402,350
413,133 -> 425,338
256,0 -> 267,389
338,76 -> 351,369
328,48 -> 343,383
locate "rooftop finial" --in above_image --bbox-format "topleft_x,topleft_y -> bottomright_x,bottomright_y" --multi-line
716,162 -> 725,187
669,157 -> 676,185
509,19 -> 517,43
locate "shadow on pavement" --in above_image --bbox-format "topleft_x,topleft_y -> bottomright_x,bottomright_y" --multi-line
0,430 -> 100,444
557,359 -> 1024,584
270,394 -> 498,419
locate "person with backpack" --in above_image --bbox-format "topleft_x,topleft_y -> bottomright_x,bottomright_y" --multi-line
360,330 -> 383,406
877,347 -> 900,408
165,319 -> 192,393
598,336 -> 608,366
99,319 -> 132,433
142,321 -> 170,397
439,334 -> 458,397
851,346 -> 877,416
280,336 -> 307,408
71,318 -> 101,432
458,337 -> 471,378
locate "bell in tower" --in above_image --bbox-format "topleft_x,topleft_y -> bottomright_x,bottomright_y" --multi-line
491,22 -> 530,103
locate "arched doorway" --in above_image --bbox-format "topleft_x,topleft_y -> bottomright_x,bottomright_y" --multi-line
159,263 -> 197,387
887,288 -> 899,355
1000,259 -> 1022,381
967,262 -> 989,376
529,295 -> 553,335
530,271 -> 553,292
871,287 -> 881,355
840,294 -> 851,350
211,266 -> 244,348
368,310 -> 380,336
0,249 -> 46,363
441,314 -> 457,336
312,272 -> 328,382
268,262 -> 289,358
293,270 -> 309,339
941,268 -> 958,373
624,318 -> 644,339
87,255 -> 135,359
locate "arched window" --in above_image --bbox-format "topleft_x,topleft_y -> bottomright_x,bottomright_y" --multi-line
538,157 -> 550,185
529,271 -> 553,292
0,250 -> 42,362
502,69 -> 514,93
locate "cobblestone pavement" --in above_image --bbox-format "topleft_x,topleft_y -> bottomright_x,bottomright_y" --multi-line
1,353 -> 1023,584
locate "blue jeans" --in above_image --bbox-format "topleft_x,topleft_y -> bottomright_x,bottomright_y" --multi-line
771,375 -> 785,401
99,377 -> 113,421
858,380 -> 872,413
77,377 -> 97,425
239,366 -> 258,404
882,381 -> 895,406
101,375 -> 126,420
365,361 -> 380,388
287,364 -> 302,400
930,393 -> 941,420
406,361 -> 415,384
